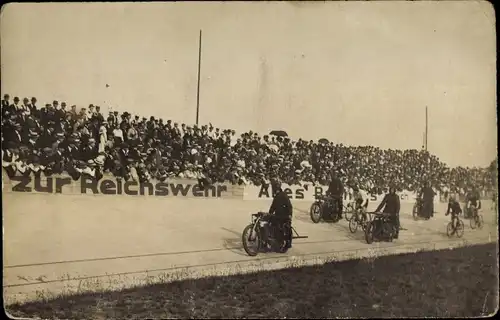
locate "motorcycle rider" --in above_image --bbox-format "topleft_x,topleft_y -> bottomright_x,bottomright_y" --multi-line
352,185 -> 369,222
264,179 -> 293,249
420,181 -> 436,219
465,187 -> 481,218
375,187 -> 401,239
326,171 -> 344,220
445,194 -> 462,228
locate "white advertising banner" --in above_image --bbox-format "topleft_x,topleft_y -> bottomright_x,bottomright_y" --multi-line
243,183 -> 420,203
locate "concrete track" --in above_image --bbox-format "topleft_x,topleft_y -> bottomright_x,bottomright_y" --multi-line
3,193 -> 497,304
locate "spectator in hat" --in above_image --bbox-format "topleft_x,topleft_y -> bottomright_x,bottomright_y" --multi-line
80,137 -> 98,161
77,107 -> 88,122
87,104 -> 95,120
94,106 -> 104,122
4,122 -> 23,148
21,98 -> 30,112
11,97 -> 22,113
1,94 -> 10,109
66,104 -> 76,120
30,97 -> 38,110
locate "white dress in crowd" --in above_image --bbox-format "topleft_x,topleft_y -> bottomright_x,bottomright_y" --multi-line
230,136 -> 238,147
129,166 -> 140,182
99,125 -> 107,153
113,128 -> 124,143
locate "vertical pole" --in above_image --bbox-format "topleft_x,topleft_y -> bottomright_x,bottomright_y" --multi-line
196,30 -> 202,126
425,106 -> 428,151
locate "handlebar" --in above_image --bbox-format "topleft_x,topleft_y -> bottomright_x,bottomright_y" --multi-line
253,211 -> 268,217
367,211 -> 393,217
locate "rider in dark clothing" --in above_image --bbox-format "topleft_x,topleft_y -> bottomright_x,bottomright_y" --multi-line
465,188 -> 481,218
421,182 -> 435,219
446,194 -> 462,227
375,187 -> 401,239
326,172 -> 344,219
267,179 -> 293,249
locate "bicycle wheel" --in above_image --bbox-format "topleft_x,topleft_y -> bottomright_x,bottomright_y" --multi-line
365,221 -> 375,244
477,214 -> 484,229
344,205 -> 353,222
456,219 -> 465,238
360,215 -> 368,231
446,222 -> 454,237
470,214 -> 477,229
349,215 -> 358,233
310,203 -> 322,224
412,203 -> 419,221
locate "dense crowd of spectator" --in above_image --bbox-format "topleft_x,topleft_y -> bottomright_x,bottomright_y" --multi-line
1,94 -> 497,195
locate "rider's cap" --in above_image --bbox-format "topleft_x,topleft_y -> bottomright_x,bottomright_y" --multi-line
271,178 -> 282,190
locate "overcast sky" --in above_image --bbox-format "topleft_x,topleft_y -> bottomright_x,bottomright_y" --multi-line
1,2 -> 496,168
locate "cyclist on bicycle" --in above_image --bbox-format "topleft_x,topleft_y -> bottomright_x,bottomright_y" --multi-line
352,185 -> 369,222
445,194 -> 462,228
465,187 -> 481,218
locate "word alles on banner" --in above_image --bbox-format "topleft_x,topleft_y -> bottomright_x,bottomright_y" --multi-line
244,183 -> 419,203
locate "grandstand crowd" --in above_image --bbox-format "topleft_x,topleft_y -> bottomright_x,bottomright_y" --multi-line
1,94 -> 497,195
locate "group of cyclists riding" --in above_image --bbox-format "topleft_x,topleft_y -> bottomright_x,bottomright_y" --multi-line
256,168 -> 488,250
445,187 -> 483,236
258,171 -> 406,249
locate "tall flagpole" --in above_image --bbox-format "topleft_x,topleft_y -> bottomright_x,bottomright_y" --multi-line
196,30 -> 202,126
425,106 -> 428,151
424,106 -> 429,188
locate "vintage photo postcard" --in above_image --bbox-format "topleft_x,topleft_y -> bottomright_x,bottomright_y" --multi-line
2,1 -> 498,318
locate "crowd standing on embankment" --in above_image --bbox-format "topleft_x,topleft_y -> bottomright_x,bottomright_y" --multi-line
1,94 -> 497,197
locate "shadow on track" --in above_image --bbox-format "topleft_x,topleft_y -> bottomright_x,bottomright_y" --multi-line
221,227 -> 248,257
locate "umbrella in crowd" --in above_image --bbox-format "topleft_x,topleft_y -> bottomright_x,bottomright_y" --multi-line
318,138 -> 329,144
269,130 -> 288,137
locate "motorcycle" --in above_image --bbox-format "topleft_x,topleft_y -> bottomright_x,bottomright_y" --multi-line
310,194 -> 342,223
364,212 -> 398,244
242,212 -> 308,256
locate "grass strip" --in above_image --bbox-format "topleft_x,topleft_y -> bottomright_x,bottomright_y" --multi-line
6,243 -> 498,319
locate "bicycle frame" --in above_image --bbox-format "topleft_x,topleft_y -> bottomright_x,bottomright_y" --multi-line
450,215 -> 460,228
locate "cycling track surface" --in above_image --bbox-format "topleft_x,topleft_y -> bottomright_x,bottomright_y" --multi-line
3,193 -> 498,304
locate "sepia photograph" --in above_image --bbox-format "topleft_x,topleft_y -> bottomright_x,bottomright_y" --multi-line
2,1 -> 498,318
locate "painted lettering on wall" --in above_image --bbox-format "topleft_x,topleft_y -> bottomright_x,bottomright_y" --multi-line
8,176 -> 227,198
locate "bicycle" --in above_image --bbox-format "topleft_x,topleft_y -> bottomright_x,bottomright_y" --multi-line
349,206 -> 370,233
344,202 -> 355,222
412,197 -> 423,220
469,206 -> 484,230
446,214 -> 464,238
